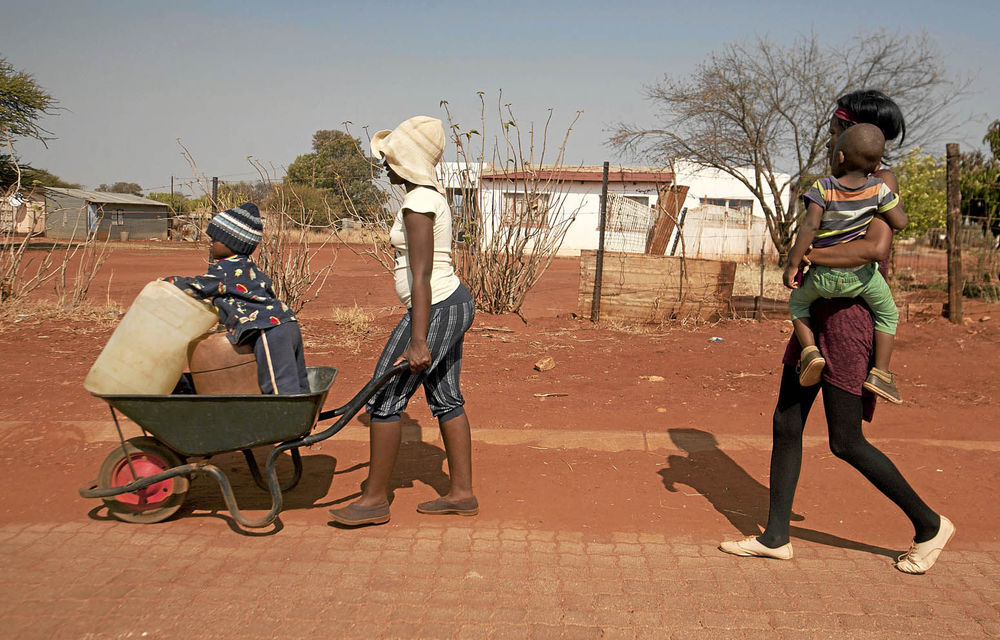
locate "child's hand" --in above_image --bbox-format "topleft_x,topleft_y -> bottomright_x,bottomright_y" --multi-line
783,266 -> 800,290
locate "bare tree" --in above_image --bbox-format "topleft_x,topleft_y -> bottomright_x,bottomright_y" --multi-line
610,30 -> 967,262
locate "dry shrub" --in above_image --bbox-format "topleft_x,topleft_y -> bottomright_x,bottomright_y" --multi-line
444,93 -> 583,317
333,224 -> 388,247
3,137 -> 112,309
330,304 -> 375,334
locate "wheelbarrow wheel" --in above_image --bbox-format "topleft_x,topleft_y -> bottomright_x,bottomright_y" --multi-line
98,436 -> 189,524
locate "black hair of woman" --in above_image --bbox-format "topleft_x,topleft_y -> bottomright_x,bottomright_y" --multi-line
835,89 -> 907,143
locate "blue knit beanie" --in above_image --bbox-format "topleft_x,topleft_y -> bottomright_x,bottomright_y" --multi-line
206,202 -> 262,255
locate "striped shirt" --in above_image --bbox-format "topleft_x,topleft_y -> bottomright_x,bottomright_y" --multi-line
803,176 -> 899,248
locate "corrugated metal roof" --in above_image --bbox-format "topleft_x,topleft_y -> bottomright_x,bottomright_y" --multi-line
44,187 -> 169,207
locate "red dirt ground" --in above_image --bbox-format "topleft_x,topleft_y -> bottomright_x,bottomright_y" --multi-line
1,243 -> 997,542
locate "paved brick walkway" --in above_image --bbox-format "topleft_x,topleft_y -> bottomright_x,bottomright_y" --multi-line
1,423 -> 997,639
2,517 -> 998,639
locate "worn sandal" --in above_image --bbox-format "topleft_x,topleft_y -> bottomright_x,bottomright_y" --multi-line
328,502 -> 390,526
416,496 -> 479,516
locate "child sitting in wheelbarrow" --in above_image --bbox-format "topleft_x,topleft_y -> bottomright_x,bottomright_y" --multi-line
163,202 -> 309,394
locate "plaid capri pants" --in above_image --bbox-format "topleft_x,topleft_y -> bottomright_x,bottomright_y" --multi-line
366,286 -> 475,422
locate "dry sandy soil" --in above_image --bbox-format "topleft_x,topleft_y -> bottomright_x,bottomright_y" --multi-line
1,243 -> 997,542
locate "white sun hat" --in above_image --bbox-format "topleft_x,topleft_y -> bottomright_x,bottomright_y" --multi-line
370,115 -> 446,195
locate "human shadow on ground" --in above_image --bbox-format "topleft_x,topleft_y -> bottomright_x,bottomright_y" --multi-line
324,412 -> 452,511
658,427 -> 896,559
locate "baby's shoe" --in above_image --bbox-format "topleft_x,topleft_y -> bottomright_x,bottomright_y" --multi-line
798,346 -> 825,387
864,367 -> 902,404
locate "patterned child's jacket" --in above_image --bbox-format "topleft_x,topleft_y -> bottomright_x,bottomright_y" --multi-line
164,255 -> 296,345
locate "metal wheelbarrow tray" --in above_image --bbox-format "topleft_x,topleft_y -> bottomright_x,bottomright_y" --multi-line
80,363 -> 407,529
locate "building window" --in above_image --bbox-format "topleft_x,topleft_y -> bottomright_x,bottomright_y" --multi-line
623,195 -> 650,207
502,192 -> 550,228
700,197 -> 753,213
111,209 -> 125,225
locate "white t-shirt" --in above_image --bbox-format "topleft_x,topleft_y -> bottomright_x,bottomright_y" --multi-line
388,186 -> 461,308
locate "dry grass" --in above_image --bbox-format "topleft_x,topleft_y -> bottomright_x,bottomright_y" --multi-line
602,319 -> 654,334
334,227 -> 389,246
324,304 -> 376,353
330,304 -> 375,333
0,298 -> 124,334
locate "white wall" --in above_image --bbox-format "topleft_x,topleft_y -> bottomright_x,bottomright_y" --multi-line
477,179 -> 666,256
672,160 -> 790,221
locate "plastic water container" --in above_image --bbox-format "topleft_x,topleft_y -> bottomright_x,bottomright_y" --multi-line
84,280 -> 220,395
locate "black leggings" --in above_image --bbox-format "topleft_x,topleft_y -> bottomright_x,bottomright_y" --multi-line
758,365 -> 940,548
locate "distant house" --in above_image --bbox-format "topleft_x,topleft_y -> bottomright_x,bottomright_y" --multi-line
439,162 -> 681,256
43,188 -> 170,241
437,161 -> 789,259
0,190 -> 46,236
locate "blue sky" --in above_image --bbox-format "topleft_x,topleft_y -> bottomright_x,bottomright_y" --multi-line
3,0 -> 998,193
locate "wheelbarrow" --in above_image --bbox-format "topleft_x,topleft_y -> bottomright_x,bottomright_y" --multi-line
80,363 -> 408,529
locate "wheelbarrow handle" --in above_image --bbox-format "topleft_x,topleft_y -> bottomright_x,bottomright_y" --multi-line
311,360 -> 410,436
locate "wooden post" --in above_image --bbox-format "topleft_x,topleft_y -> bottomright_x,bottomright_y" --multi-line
211,176 -> 219,213
946,143 -> 963,323
669,207 -> 687,256
755,246 -> 765,319
591,162 -> 610,322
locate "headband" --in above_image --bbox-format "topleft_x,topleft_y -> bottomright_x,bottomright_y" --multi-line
833,106 -> 858,125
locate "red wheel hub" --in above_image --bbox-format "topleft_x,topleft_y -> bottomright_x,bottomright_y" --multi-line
111,453 -> 174,509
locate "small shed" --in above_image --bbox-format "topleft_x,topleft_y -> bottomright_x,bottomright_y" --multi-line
43,188 -> 170,241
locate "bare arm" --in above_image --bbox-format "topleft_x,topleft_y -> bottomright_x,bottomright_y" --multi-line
807,215 -> 893,267
873,168 -> 908,231
784,202 -> 822,288
397,208 -> 435,372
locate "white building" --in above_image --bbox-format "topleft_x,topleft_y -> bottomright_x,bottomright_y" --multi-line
438,160 -> 790,260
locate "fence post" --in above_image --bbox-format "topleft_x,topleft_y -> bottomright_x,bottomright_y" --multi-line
211,177 -> 219,213
591,161 -> 609,322
755,246 -> 765,319
946,143 -> 963,323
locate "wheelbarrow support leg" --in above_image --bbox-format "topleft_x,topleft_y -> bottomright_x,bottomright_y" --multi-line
242,447 -> 303,493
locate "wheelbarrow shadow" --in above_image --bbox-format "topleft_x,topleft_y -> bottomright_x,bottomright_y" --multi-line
658,427 -> 896,559
324,412 -> 452,512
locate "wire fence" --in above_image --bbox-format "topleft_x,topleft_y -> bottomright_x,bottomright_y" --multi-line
892,226 -> 1000,310
595,193 -> 999,321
